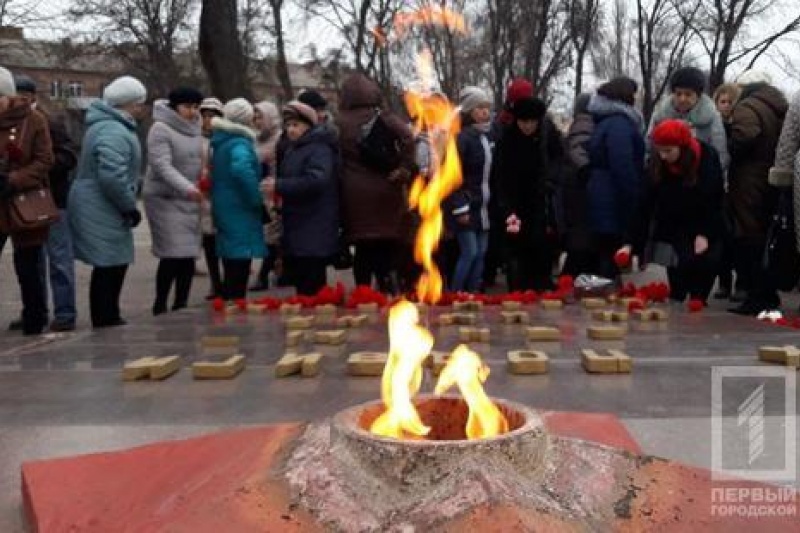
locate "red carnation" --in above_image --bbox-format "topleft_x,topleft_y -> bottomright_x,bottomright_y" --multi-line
198,176 -> 212,193
775,318 -> 789,327
687,299 -> 704,313
628,300 -> 645,312
212,297 -> 225,312
557,275 -> 574,291
614,249 -> 631,268
235,298 -> 248,311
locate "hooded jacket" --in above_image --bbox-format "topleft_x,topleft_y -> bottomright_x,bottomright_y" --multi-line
335,73 -> 416,242
586,93 -> 646,236
647,93 -> 729,170
142,100 -> 203,258
209,117 -> 267,260
728,83 -> 788,239
68,100 -> 140,266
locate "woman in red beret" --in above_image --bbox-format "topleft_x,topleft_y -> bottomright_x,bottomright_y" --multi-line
618,119 -> 724,305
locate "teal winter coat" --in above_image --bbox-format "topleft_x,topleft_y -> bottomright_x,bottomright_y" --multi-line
210,118 -> 267,260
68,100 -> 142,267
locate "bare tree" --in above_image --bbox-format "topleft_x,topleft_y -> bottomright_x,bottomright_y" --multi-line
635,0 -> 698,123
591,0 -> 639,81
239,0 -> 293,100
299,0 -> 402,85
485,0 -> 520,107
568,0 -> 602,101
68,0 -> 196,96
199,0 -> 252,100
691,0 -> 800,90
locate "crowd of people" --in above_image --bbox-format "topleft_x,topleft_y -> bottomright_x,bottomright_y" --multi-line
1,63 -> 799,336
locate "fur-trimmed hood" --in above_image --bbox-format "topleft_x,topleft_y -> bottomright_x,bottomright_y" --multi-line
651,93 -> 718,129
210,116 -> 256,140
152,99 -> 201,137
587,93 -> 644,132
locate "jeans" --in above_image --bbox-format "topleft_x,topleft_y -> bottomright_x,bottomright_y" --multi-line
451,230 -> 489,292
44,211 -> 76,325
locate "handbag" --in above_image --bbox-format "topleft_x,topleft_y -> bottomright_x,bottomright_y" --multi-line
6,187 -> 60,231
762,190 -> 800,291
358,108 -> 402,174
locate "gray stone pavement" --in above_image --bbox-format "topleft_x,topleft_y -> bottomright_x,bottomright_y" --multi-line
1,216 -> 798,531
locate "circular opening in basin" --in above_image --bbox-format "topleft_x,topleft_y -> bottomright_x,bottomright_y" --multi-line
356,397 -> 527,441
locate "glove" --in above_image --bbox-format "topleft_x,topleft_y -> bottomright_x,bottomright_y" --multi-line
124,209 -> 142,228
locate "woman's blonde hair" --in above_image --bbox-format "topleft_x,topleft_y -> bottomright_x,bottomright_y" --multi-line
713,83 -> 741,105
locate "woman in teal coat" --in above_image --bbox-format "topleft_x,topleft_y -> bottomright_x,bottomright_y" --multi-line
68,76 -> 147,328
210,98 -> 267,299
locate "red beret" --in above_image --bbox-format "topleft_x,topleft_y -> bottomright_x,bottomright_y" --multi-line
505,78 -> 533,104
651,119 -> 694,148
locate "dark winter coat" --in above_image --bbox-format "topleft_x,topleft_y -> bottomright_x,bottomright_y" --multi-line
276,125 -> 339,258
586,94 -> 646,237
561,111 -> 594,251
0,100 -> 54,248
44,112 -> 77,209
335,73 -> 416,243
728,83 -> 788,239
494,118 -> 563,244
446,124 -> 492,232
632,141 -> 725,262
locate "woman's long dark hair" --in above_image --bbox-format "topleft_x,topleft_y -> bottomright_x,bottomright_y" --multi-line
651,145 -> 699,186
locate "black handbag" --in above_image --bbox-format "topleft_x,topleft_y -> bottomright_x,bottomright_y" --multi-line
762,190 -> 800,291
358,109 -> 402,174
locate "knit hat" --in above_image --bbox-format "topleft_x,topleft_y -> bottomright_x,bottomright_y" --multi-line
459,86 -> 491,114
167,87 -> 203,108
14,74 -> 36,94
651,119 -> 694,147
597,77 -> 638,105
511,97 -> 547,120
282,100 -> 318,127
0,67 -> 16,97
505,78 -> 533,104
103,76 -> 147,107
199,97 -> 224,116
670,67 -> 706,95
298,89 -> 328,110
736,69 -> 773,86
254,101 -> 280,131
223,98 -> 254,125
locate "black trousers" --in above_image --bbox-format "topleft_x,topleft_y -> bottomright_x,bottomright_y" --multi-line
284,256 -> 328,296
222,258 -> 251,300
587,233 -> 624,281
13,245 -> 47,334
202,234 -> 223,297
153,258 -> 195,314
666,255 -> 717,303
354,239 -> 398,293
90,265 -> 128,327
506,240 -> 555,292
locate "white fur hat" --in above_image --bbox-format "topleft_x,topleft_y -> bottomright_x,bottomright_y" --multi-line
736,70 -> 773,86
0,66 -> 16,97
223,98 -> 254,125
103,76 -> 147,107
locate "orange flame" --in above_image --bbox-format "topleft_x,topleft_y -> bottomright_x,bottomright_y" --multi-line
404,54 -> 462,304
434,345 -> 509,439
368,6 -> 507,443
394,6 -> 467,39
369,300 -> 434,439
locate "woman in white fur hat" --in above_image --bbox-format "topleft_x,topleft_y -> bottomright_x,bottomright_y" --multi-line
209,98 -> 267,299
68,75 -> 147,328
